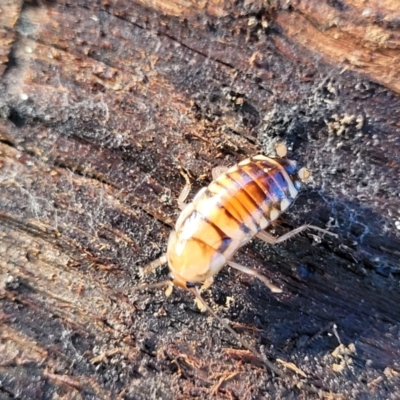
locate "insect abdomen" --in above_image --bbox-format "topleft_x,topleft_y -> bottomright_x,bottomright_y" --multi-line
184,156 -> 301,261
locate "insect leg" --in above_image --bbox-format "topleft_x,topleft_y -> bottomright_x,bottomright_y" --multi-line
194,277 -> 214,312
256,225 -> 337,245
136,254 -> 171,295
139,254 -> 167,278
274,142 -> 287,158
178,167 -> 192,210
227,260 -> 282,293
212,166 -> 228,180
164,281 -> 174,297
200,277 -> 214,292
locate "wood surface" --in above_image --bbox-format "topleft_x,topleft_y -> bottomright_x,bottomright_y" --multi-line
1,0 -> 400,398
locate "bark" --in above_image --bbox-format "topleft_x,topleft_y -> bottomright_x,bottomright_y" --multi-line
1,1 -> 400,399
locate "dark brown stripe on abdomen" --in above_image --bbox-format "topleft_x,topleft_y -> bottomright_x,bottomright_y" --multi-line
212,178 -> 259,233
223,172 -> 261,231
242,162 -> 277,205
206,186 -> 251,235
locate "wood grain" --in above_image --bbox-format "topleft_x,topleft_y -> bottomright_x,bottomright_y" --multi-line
1,1 -> 400,398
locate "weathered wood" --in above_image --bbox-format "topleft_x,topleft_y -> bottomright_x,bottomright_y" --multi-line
1,1 -> 400,398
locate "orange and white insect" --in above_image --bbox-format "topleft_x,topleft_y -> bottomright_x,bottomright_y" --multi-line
137,145 -> 336,379
140,144 -> 333,300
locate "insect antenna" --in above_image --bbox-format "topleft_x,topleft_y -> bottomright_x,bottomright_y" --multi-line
189,286 -> 283,377
132,280 -> 171,292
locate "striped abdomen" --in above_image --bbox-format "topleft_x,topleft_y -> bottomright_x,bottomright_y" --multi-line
167,155 -> 304,286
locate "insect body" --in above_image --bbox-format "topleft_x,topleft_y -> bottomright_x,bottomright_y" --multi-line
138,148 -> 336,383
167,154 -> 309,290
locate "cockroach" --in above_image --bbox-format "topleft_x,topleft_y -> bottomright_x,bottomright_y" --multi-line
135,144 -> 336,383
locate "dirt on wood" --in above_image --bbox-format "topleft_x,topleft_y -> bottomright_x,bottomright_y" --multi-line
1,1 -> 400,399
